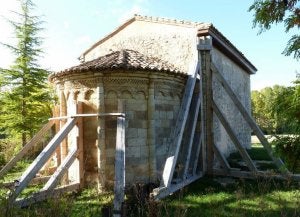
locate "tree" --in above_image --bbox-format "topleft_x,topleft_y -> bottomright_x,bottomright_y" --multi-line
249,0 -> 300,60
0,0 -> 52,146
251,85 -> 288,133
274,74 -> 300,133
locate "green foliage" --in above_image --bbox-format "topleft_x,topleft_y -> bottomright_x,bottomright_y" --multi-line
251,85 -> 289,133
0,0 -> 53,145
249,0 -> 300,60
251,75 -> 300,134
273,135 -> 300,173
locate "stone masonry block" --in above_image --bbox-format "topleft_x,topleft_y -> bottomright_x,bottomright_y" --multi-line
127,138 -> 146,147
126,146 -> 141,158
127,128 -> 138,138
128,120 -> 147,128
135,111 -> 147,120
137,128 -> 147,138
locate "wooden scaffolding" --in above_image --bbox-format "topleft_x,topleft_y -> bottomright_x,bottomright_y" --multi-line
0,36 -> 299,216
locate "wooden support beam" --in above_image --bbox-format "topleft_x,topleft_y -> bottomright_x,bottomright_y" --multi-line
212,100 -> 258,172
192,132 -> 203,175
199,36 -> 213,174
199,65 -> 206,175
211,64 -> 287,171
14,183 -> 80,208
8,118 -> 77,202
1,176 -> 50,189
42,148 -> 78,191
0,121 -> 55,179
183,91 -> 201,179
213,169 -> 300,181
113,100 -> 126,217
212,143 -> 231,172
153,173 -> 203,200
48,113 -> 125,120
77,102 -> 84,188
162,60 -> 200,188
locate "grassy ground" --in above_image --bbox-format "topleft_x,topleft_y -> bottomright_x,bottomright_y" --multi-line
0,176 -> 299,217
0,146 -> 299,217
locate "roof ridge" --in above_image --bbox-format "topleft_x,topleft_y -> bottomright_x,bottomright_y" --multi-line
133,14 -> 211,28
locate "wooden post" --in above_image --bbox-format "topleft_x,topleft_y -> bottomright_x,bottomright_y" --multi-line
198,36 -> 213,175
113,100 -> 125,217
98,80 -> 106,191
77,102 -> 84,188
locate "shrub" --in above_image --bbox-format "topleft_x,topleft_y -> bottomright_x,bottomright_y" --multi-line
273,135 -> 300,173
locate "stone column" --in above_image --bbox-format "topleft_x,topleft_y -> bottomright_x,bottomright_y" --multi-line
147,77 -> 157,182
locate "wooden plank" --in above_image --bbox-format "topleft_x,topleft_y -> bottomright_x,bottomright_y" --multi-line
183,91 -> 201,179
1,176 -> 51,188
113,100 -> 126,217
0,121 -> 55,179
211,64 -> 287,171
192,132 -> 203,175
153,173 -> 203,200
42,148 -> 78,191
212,143 -> 231,172
162,60 -> 200,187
213,169 -> 300,181
48,113 -> 125,120
212,100 -> 258,172
14,183 -> 80,208
8,118 -> 77,202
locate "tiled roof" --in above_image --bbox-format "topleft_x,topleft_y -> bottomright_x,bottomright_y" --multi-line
49,49 -> 182,80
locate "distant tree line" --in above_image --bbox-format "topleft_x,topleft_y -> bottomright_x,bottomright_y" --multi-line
251,74 -> 300,134
251,75 -> 300,172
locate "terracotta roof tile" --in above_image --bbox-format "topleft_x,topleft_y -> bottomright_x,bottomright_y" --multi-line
50,49 -> 182,80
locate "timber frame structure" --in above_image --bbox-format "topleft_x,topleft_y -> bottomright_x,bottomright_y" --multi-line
152,36 -> 300,200
1,26 -> 300,217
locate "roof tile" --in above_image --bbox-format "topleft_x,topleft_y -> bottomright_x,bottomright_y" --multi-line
50,49 -> 182,80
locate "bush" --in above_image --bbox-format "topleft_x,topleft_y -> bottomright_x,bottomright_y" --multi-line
0,138 -> 21,167
273,135 -> 300,173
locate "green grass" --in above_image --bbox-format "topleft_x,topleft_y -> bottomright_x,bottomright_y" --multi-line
227,144 -> 280,171
161,177 -> 300,217
0,176 -> 299,217
0,151 -> 299,217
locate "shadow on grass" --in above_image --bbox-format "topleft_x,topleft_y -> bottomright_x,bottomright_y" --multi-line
0,176 -> 299,217
161,176 -> 300,217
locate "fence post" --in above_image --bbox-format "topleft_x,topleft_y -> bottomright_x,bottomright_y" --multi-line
113,100 -> 125,217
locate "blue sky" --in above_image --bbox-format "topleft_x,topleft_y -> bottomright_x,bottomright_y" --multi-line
0,0 -> 299,90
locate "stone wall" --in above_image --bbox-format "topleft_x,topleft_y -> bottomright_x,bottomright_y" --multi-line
211,48 -> 251,156
83,20 -> 198,74
52,70 -> 186,187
